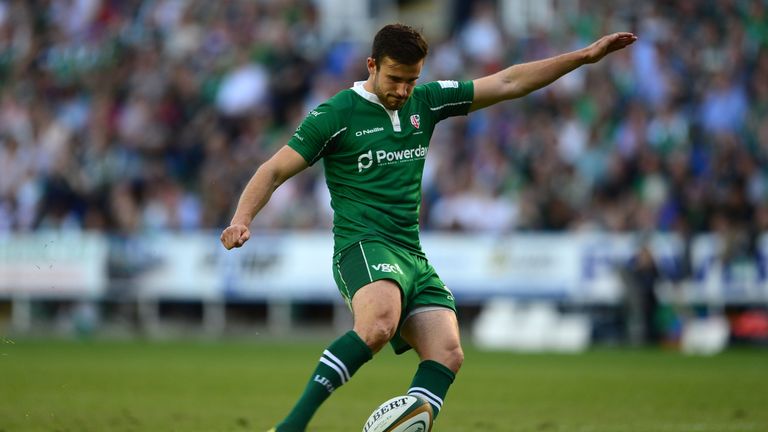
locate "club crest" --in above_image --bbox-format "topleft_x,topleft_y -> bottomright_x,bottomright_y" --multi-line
410,114 -> 420,129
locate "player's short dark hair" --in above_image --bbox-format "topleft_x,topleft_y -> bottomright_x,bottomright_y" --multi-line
371,23 -> 428,68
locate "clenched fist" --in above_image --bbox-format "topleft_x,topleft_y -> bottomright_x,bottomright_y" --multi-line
220,224 -> 251,250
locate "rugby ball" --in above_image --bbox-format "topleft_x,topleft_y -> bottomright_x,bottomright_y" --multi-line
362,395 -> 433,432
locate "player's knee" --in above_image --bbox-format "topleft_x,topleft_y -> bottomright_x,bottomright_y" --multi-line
442,344 -> 464,373
356,320 -> 398,352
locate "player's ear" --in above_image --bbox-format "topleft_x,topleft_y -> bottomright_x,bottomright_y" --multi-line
367,57 -> 377,75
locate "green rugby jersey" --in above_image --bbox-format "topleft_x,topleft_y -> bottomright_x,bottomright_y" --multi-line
288,80 -> 474,255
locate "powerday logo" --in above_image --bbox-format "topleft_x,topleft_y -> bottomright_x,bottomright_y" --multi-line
356,145 -> 428,173
358,151 -> 374,172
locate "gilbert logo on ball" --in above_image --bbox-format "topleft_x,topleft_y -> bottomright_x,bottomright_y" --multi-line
362,395 -> 433,432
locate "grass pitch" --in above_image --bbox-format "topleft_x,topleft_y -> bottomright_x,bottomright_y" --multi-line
0,338 -> 766,431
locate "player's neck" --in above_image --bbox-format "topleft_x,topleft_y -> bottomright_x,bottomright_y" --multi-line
362,78 -> 376,95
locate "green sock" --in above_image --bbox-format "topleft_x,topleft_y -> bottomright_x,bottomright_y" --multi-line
276,331 -> 373,432
407,360 -> 456,420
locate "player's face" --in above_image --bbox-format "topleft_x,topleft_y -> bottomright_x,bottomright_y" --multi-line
368,56 -> 423,110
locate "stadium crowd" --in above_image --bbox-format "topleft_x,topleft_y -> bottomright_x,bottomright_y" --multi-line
0,0 -> 767,244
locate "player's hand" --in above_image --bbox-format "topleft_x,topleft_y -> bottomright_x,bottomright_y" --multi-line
220,224 -> 251,250
583,32 -> 637,64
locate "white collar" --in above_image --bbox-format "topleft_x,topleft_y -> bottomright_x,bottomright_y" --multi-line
351,81 -> 401,132
352,81 -> 385,106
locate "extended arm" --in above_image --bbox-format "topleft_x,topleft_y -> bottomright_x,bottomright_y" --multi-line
220,145 -> 309,249
470,32 -> 637,112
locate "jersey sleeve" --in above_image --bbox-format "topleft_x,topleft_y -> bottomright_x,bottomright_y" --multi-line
420,80 -> 474,122
287,103 -> 347,166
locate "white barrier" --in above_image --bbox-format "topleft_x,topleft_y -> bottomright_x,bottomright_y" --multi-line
0,231 -> 766,304
0,231 -> 107,298
132,232 -> 336,300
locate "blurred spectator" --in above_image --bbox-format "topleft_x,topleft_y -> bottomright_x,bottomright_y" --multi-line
458,0 -> 504,72
215,52 -> 269,117
699,70 -> 748,135
622,243 -> 661,345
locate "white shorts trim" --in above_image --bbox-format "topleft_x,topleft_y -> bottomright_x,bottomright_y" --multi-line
404,306 -> 453,321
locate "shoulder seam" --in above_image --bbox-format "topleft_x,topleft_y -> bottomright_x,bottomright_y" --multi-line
307,90 -> 356,164
429,100 -> 472,111
309,127 -> 347,165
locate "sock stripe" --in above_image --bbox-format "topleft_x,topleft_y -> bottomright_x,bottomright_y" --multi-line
319,357 -> 347,384
408,391 -> 442,412
408,387 -> 443,410
408,387 -> 444,406
321,350 -> 351,382
322,350 -> 351,382
323,350 -> 352,382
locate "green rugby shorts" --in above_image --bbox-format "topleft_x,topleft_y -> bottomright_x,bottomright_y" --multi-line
332,240 -> 457,354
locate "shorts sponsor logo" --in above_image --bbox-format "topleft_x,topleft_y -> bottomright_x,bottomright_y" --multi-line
356,145 -> 428,172
372,263 -> 404,275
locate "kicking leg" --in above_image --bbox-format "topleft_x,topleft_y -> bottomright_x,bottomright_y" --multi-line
273,280 -> 401,431
401,308 -> 464,419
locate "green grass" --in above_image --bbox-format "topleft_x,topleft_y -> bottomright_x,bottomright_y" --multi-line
0,338 -> 766,431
